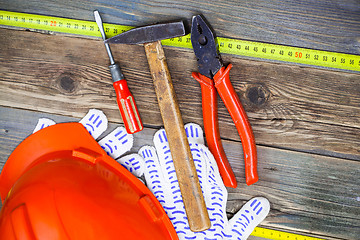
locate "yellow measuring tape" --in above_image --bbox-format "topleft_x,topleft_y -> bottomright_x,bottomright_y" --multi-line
0,11 -> 360,72
1,10 -> 359,72
0,10 -> 329,239
253,227 -> 324,240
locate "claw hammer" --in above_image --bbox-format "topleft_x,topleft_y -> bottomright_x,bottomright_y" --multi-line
105,21 -> 211,231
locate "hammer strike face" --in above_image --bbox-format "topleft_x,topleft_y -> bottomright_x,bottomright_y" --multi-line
105,21 -> 186,44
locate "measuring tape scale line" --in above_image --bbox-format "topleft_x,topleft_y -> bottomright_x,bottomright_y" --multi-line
253,227 -> 325,240
0,10 -> 133,37
0,10 -> 359,72
0,9 -> 333,240
218,38 -> 360,72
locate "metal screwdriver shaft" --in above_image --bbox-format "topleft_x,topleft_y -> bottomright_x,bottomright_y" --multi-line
94,11 -> 115,65
94,10 -> 143,134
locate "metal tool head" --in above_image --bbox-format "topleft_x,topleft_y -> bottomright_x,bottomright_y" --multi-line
94,10 -> 115,65
105,21 -> 186,44
94,10 -> 107,41
191,15 -> 223,79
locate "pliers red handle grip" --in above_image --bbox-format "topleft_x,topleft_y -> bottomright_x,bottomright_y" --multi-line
191,15 -> 258,188
192,64 -> 258,188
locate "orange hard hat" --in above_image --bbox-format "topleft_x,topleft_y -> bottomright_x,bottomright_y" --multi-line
0,122 -> 178,240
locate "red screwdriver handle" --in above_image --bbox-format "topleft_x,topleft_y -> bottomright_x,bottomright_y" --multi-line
113,80 -> 143,134
192,72 -> 237,188
213,64 -> 258,186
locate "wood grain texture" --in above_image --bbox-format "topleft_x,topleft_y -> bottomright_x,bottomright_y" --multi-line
1,107 -> 358,239
144,40 -> 210,231
0,28 -> 359,160
1,1 -> 360,239
0,0 -> 359,55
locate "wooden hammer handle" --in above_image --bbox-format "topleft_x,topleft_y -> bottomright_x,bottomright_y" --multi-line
144,40 -> 210,232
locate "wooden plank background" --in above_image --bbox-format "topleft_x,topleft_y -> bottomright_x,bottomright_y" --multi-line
1,0 -> 359,55
0,0 -> 359,239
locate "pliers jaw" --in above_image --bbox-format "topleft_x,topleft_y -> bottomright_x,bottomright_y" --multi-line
191,15 -> 223,79
191,15 -> 258,188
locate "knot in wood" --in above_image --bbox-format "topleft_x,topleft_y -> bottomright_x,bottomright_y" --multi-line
246,85 -> 268,107
58,74 -> 76,93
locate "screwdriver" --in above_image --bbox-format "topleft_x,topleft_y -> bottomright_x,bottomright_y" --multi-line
94,10 -> 143,134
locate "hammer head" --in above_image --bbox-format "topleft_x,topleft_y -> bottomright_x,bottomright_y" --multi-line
104,21 -> 186,44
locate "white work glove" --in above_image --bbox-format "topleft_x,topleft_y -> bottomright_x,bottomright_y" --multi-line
33,109 -> 144,177
34,113 -> 270,239
139,123 -> 270,240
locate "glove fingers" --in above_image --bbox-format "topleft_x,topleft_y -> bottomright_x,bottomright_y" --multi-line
33,118 -> 56,133
184,123 -> 207,189
202,145 -> 224,187
116,153 -> 144,177
139,146 -> 184,223
228,197 -> 270,239
139,146 -> 167,206
198,145 -> 228,236
79,109 -> 108,139
153,129 -> 184,205
184,123 -> 204,145
153,128 -> 203,237
189,142 -> 206,189
98,127 -> 133,159
183,124 -> 229,238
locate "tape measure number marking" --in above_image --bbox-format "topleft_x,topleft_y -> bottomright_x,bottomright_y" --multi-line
253,227 -> 324,240
1,10 -> 359,72
0,10 -> 132,38
218,38 -> 360,72
1,10 -> 337,240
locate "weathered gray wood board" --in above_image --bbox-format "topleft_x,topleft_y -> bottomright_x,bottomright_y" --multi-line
0,29 -> 359,160
1,0 -> 359,239
1,107 -> 359,239
0,0 -> 359,55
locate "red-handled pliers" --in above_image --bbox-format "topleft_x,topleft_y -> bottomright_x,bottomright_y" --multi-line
191,15 -> 258,188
